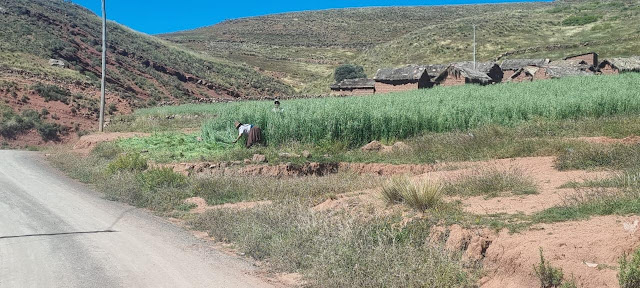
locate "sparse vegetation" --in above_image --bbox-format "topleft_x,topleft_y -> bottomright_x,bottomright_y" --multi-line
534,248 -> 571,288
32,83 -> 71,104
619,247 -> 640,288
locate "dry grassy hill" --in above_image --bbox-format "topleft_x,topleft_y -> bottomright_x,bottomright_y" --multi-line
161,0 -> 640,93
0,0 -> 293,146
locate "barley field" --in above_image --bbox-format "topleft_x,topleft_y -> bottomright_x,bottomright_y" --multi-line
136,73 -> 640,147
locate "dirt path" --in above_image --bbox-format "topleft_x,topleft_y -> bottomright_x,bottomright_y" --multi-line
0,151 -> 274,287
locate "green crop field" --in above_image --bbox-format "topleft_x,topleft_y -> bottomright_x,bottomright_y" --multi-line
133,73 -> 640,148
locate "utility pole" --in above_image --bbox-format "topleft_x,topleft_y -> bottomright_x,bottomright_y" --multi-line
473,24 -> 477,70
99,0 -> 107,132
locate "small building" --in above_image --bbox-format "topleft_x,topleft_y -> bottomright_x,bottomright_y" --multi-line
500,59 -> 550,79
330,78 -> 376,96
453,61 -> 504,83
423,64 -> 448,81
434,65 -> 493,87
598,57 -> 640,74
543,66 -> 594,79
506,66 -> 550,83
373,65 -> 434,94
563,52 -> 598,67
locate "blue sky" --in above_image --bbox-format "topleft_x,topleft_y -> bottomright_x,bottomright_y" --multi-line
72,0 -> 550,35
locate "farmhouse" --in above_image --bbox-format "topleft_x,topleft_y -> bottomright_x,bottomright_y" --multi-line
330,78 -> 376,96
454,61 -> 504,83
506,66 -> 550,83
564,52 -> 598,67
373,65 -> 433,94
435,65 -> 493,86
543,66 -> 594,79
500,59 -> 550,79
423,64 -> 448,81
598,57 -> 640,74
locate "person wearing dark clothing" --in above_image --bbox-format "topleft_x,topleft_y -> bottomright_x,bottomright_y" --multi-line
233,121 -> 263,148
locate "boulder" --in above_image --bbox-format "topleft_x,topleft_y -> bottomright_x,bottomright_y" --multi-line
279,152 -> 301,158
392,141 -> 411,152
48,59 -> 65,67
301,150 -> 312,159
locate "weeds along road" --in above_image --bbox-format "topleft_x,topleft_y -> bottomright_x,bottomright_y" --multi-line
0,150 -> 272,288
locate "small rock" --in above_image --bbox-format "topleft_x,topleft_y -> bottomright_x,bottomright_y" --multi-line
279,152 -> 301,158
252,154 -> 267,163
301,150 -> 311,158
197,137 -> 203,142
48,59 -> 65,67
231,161 -> 242,165
140,150 -> 149,153
244,159 -> 252,164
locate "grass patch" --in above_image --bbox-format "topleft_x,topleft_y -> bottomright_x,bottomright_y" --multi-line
555,143 -> 640,171
189,203 -> 474,287
534,248 -> 577,288
443,168 -> 538,198
562,14 -> 600,26
116,132 -> 234,162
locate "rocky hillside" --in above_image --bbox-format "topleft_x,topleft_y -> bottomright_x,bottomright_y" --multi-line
0,0 -> 293,146
162,0 -> 640,93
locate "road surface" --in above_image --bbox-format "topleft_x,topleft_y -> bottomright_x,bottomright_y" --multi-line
0,151 -> 273,287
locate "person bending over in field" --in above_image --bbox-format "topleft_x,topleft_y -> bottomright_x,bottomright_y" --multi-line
233,121 -> 263,148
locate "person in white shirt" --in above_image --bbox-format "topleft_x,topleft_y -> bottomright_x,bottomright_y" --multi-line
233,121 -> 263,148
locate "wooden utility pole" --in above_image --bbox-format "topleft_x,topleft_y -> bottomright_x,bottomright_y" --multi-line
473,24 -> 477,70
99,0 -> 107,132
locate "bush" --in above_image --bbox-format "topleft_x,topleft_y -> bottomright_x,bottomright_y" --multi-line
619,248 -> 640,288
32,83 -> 71,104
334,64 -> 366,83
106,153 -> 148,174
37,122 -> 62,142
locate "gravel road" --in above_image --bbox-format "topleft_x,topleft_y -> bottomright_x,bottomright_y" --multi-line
0,150 -> 272,288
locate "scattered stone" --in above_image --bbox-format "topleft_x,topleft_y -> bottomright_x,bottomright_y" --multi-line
361,140 -> 383,152
48,59 -> 65,67
244,159 -> 252,164
252,154 -> 267,163
301,150 -> 312,158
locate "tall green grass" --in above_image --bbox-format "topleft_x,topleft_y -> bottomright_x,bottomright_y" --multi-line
135,74 -> 640,147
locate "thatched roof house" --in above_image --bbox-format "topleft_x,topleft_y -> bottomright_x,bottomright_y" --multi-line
598,57 -> 640,74
544,66 -> 594,79
564,52 -> 598,67
330,78 -> 376,96
373,65 -> 433,93
435,65 -> 493,86
423,64 -> 448,80
453,61 -> 504,83
500,59 -> 550,71
505,66 -> 548,83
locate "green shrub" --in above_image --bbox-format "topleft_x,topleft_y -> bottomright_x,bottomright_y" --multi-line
534,248 -> 564,288
37,122 -> 62,142
381,176 -> 408,204
619,248 -> 640,288
106,153 -> 148,174
334,64 -> 367,83
32,83 -> 71,104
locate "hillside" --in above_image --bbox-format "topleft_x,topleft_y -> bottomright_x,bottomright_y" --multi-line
161,0 -> 640,93
0,0 -> 293,146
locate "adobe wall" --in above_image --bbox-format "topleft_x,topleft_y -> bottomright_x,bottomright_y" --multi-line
374,82 -> 419,94
438,75 -> 466,87
566,54 -> 597,66
510,72 -> 532,83
503,70 -> 516,80
533,67 -> 552,80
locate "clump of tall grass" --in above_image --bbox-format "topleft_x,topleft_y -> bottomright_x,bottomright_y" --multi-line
534,248 -> 577,288
619,247 -> 640,288
381,176 -> 443,211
